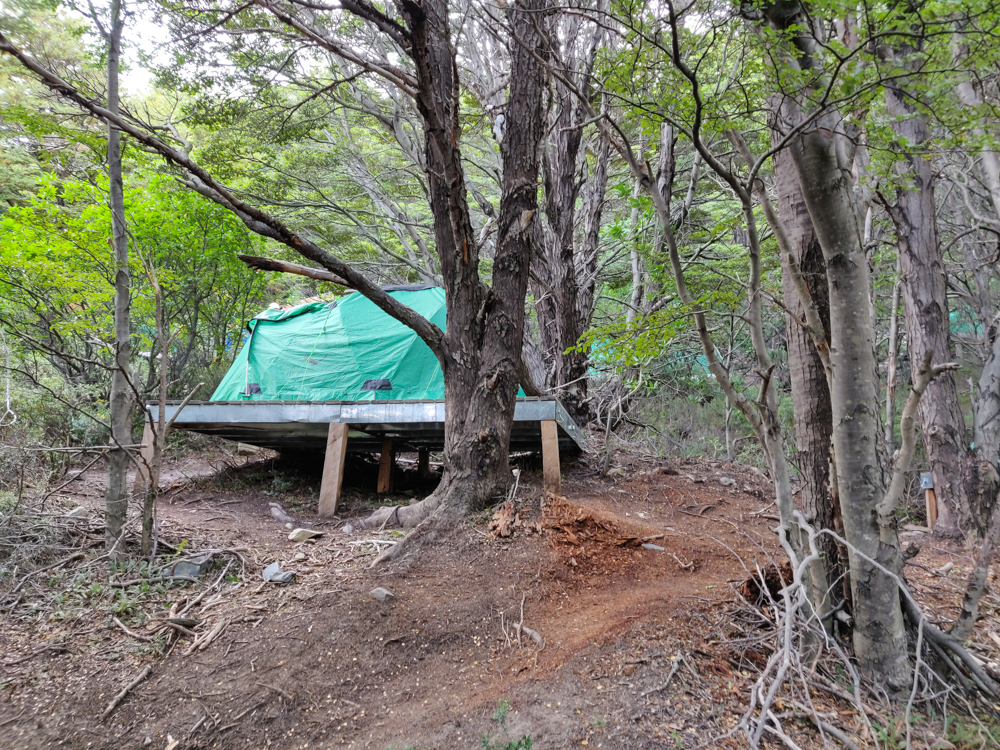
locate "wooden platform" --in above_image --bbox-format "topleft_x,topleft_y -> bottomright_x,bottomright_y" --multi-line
144,398 -> 585,517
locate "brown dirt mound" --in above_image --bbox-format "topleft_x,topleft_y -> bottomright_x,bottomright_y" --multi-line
542,493 -> 648,548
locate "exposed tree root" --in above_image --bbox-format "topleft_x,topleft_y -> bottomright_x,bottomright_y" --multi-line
368,509 -> 457,567
355,493 -> 442,531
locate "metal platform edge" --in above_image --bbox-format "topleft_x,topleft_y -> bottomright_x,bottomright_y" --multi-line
147,398 -> 587,453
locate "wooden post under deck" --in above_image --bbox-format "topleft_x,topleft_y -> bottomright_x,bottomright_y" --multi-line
925,488 -> 938,530
319,423 -> 349,517
541,420 -> 560,495
418,448 -> 430,478
377,438 -> 396,494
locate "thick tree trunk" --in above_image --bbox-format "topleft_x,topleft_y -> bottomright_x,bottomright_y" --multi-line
104,0 -> 132,558
760,1 -> 909,690
772,143 -> 845,614
537,79 -> 587,423
785,112 -> 910,690
884,73 -> 974,536
389,0 -> 546,516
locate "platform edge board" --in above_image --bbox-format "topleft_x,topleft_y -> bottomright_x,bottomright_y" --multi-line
146,398 -> 586,453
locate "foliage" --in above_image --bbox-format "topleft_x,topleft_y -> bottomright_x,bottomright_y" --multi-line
0,168 -> 271,451
480,698 -> 533,750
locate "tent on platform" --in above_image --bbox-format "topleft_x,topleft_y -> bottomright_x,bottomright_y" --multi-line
211,285 -> 447,402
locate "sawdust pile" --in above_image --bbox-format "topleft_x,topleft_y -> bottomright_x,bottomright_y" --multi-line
542,494 -> 644,548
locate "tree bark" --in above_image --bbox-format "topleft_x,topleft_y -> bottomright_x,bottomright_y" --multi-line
532,14 -> 606,427
759,1 -> 910,689
0,0 -> 547,530
884,64 -> 973,536
386,0 -> 546,516
787,112 -> 910,690
103,0 -> 132,558
884,265 -> 901,454
771,140 -> 845,617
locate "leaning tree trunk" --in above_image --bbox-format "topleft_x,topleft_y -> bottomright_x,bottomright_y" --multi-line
785,110 -> 910,691
772,141 -> 846,615
760,0 -> 910,693
884,68 -> 975,537
104,0 -> 133,558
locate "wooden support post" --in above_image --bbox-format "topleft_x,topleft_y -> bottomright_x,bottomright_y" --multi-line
418,448 -> 430,478
134,421 -> 155,494
925,487 -> 938,530
318,423 -> 349,517
541,420 -> 560,495
377,438 -> 396,494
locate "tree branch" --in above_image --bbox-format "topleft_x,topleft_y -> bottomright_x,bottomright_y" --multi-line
0,30 -> 445,362
237,255 -> 350,286
877,354 -> 960,535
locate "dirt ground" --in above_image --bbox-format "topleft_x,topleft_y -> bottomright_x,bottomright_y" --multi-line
2,445 -> 998,750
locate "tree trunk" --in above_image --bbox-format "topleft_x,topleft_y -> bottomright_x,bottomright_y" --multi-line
104,0 -> 133,559
533,18 -> 607,427
537,75 -> 586,419
0,0 -> 544,536
884,69 -> 974,536
772,141 -> 846,616
627,172 -> 643,324
377,0 -> 546,521
785,111 -> 910,690
885,265 -> 901,454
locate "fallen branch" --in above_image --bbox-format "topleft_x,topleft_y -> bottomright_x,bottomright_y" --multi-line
183,618 -> 228,656
1,643 -> 68,667
900,592 -> 999,698
255,681 -> 292,700
514,592 -> 544,649
100,664 -> 153,721
162,622 -> 198,639
112,617 -> 154,643
2,551 -> 85,604
642,650 -> 684,697
669,552 -> 695,571
40,453 -> 104,505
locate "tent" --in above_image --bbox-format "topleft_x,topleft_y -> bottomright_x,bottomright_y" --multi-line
211,285 -> 447,402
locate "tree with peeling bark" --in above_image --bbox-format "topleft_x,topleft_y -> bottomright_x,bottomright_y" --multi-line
530,0 -> 610,426
879,23 -> 979,539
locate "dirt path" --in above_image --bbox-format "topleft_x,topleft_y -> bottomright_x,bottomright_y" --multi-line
7,450 -> 979,749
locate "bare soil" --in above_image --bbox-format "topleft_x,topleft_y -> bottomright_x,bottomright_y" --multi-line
2,446 -> 998,750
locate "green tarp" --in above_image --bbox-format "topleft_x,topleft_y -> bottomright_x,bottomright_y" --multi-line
211,286 -> 447,402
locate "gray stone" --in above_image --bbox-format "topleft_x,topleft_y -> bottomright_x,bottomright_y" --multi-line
718,477 -> 736,487
162,552 -> 215,579
262,562 -> 296,584
369,587 -> 395,603
237,442 -> 261,456
63,506 -> 88,519
288,527 -> 324,542
641,543 -> 665,552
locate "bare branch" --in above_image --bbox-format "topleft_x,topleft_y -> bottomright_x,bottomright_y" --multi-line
237,255 -> 350,286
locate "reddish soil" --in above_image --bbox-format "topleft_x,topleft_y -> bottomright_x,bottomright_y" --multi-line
1,447 -> 996,749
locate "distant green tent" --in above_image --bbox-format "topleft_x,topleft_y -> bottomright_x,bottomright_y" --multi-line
211,286 -> 447,402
